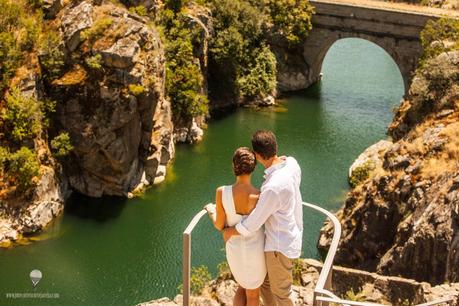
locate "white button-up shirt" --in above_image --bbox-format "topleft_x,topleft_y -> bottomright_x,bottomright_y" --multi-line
235,156 -> 303,258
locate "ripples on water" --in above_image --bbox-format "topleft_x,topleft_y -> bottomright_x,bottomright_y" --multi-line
0,38 -> 404,305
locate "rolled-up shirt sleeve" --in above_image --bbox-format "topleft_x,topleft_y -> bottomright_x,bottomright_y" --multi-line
235,188 -> 280,236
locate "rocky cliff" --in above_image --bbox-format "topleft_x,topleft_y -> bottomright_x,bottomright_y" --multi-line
0,0 -> 175,245
318,50 -> 459,285
49,1 -> 174,197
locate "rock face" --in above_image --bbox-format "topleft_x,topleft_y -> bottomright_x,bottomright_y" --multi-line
0,167 -> 65,247
49,1 -> 174,197
318,51 -> 459,285
140,258 -> 459,305
268,35 -> 313,93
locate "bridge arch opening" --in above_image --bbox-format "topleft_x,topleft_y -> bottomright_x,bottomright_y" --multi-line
307,37 -> 408,94
318,38 -> 405,95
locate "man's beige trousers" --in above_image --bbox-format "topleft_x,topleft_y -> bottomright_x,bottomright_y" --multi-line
260,251 -> 295,306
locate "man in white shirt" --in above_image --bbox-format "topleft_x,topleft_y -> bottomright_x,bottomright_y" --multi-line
223,130 -> 303,306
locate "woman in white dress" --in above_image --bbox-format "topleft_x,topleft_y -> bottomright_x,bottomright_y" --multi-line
205,147 -> 266,306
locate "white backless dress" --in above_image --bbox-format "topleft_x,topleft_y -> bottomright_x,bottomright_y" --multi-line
222,185 -> 267,289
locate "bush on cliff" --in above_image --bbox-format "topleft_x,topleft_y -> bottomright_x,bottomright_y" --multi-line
0,146 -> 40,192
161,11 -> 208,121
51,132 -> 73,158
178,265 -> 212,295
420,18 -> 459,66
1,87 -> 55,142
39,29 -> 65,80
0,0 -> 43,92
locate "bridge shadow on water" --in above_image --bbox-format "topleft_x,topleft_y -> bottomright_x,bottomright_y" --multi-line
64,192 -> 128,222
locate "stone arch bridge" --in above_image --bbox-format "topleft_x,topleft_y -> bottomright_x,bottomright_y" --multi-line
275,0 -> 459,94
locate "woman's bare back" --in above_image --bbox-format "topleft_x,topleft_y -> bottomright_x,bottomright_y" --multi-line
231,183 -> 260,216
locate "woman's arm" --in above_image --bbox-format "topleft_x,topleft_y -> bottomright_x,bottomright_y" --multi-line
213,187 -> 226,231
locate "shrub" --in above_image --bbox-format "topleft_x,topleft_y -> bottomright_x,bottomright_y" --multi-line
0,146 -> 8,167
6,147 -> 40,191
292,259 -> 303,285
0,31 -> 22,91
343,288 -> 365,302
38,29 -> 65,80
51,132 -> 73,157
81,18 -> 113,42
237,45 -> 277,99
177,265 -> 212,295
85,54 -> 103,70
190,265 -> 212,295
2,88 -> 43,141
217,261 -> 232,280
0,0 -> 44,91
128,84 -> 146,96
1,87 -> 55,142
129,5 -> 147,16
264,0 -> 314,45
349,160 -> 374,188
420,18 -> 459,65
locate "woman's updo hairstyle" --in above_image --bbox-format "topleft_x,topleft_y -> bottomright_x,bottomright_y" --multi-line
232,147 -> 256,176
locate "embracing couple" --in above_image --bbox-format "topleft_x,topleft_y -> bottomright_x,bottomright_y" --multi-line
205,130 -> 303,306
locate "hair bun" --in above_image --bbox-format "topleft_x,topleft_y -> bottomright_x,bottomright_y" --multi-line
233,147 -> 256,176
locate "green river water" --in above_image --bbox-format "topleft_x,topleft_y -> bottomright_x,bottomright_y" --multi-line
0,38 -> 404,305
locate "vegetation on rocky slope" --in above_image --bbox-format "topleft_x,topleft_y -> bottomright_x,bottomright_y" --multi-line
0,0 -> 65,198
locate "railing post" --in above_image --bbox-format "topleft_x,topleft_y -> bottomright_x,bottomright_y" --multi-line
183,232 -> 191,306
182,209 -> 207,306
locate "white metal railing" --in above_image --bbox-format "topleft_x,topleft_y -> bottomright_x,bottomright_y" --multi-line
181,202 -> 455,306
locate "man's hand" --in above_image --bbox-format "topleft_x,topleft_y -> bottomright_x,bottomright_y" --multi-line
222,227 -> 240,243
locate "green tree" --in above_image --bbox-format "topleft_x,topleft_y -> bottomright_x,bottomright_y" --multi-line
51,132 -> 73,157
237,45 -> 277,99
164,14 -> 208,121
264,0 -> 314,45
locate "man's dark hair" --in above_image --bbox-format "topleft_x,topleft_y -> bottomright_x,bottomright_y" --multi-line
251,130 -> 277,159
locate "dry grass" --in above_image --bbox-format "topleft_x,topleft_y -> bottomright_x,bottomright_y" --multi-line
52,64 -> 87,86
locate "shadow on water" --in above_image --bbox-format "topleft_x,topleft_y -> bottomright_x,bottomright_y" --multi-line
279,82 -> 323,101
64,192 -> 127,222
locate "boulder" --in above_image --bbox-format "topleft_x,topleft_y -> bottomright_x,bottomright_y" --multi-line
349,140 -> 392,178
61,1 -> 93,51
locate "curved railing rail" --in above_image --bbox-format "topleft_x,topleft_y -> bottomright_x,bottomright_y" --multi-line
182,202 -> 455,306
